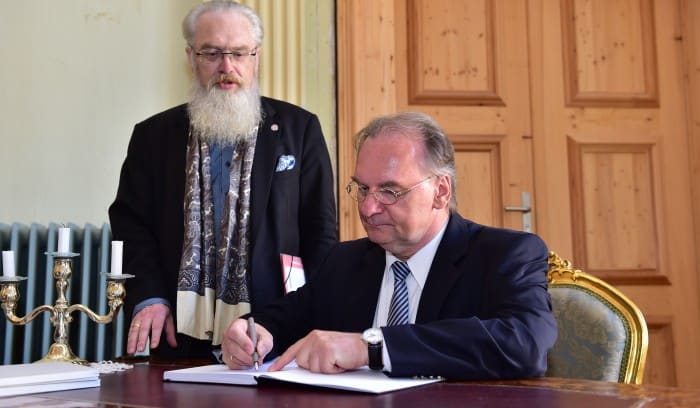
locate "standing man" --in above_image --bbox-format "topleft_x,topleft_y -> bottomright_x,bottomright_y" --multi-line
109,1 -> 337,360
222,112 -> 556,380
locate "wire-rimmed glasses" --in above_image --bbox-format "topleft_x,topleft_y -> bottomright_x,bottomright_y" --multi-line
345,175 -> 435,205
191,46 -> 258,64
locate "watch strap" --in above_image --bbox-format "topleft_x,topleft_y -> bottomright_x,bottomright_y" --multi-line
367,342 -> 383,370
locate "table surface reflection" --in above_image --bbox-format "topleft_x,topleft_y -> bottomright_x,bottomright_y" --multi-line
3,361 -> 700,408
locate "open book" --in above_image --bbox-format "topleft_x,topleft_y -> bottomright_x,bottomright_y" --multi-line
163,361 -> 442,394
0,362 -> 100,397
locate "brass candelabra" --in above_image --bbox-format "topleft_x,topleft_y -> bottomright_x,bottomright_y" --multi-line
0,251 -> 132,364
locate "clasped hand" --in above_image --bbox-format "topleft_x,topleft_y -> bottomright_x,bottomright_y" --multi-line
222,318 -> 368,373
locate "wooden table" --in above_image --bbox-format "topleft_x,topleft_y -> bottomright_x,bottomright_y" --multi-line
4,362 -> 700,407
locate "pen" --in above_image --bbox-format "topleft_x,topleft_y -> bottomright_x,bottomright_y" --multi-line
247,317 -> 259,370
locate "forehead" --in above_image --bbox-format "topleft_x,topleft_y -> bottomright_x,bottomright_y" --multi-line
355,131 -> 426,184
193,11 -> 254,48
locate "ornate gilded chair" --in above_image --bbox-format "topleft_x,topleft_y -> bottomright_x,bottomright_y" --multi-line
545,252 -> 648,384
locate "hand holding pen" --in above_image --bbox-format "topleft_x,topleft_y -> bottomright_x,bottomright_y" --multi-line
248,317 -> 259,370
221,317 -> 272,370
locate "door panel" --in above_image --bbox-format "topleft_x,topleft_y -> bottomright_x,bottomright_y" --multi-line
398,0 -> 535,231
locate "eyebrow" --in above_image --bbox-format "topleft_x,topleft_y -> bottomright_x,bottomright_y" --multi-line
197,43 -> 255,51
350,177 -> 402,189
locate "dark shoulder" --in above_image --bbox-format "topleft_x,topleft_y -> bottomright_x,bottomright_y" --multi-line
479,224 -> 544,248
452,213 -> 548,255
127,104 -> 189,151
261,97 -> 316,120
135,104 -> 189,128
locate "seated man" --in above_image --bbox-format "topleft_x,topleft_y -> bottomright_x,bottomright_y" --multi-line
221,111 -> 557,380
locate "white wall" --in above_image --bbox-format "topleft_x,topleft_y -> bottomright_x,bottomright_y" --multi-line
0,1 -> 198,225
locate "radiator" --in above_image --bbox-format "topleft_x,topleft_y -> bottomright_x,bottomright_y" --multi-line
0,222 -> 125,364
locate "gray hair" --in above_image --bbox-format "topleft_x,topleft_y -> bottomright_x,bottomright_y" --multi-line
355,112 -> 458,209
182,1 -> 264,47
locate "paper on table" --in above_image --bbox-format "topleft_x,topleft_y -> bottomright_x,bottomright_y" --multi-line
163,361 -> 442,394
0,362 -> 100,397
0,378 -> 101,398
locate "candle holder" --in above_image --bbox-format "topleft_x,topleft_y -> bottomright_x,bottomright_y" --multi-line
0,251 -> 133,365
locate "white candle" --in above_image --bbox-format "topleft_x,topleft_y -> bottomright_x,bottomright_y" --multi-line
57,227 -> 70,253
2,251 -> 15,278
111,241 -> 123,275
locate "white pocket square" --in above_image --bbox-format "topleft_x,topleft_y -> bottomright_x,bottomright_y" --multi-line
275,155 -> 296,172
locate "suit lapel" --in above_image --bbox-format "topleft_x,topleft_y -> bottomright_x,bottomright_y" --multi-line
352,244 -> 387,328
416,214 -> 472,323
250,99 -> 281,241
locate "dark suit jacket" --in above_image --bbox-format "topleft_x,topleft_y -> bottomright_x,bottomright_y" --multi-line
108,97 -> 337,354
252,212 -> 557,380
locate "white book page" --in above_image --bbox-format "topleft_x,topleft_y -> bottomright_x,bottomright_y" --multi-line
259,365 -> 441,394
164,361 -> 441,394
163,361 -> 277,385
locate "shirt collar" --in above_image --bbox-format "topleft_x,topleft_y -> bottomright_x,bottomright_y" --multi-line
385,219 -> 449,289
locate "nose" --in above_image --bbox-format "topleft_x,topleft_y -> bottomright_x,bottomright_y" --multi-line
358,193 -> 384,217
218,55 -> 235,72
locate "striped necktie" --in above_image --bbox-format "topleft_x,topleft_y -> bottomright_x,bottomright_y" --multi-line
387,261 -> 411,326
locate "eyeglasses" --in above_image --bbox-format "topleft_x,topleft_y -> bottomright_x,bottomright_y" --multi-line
192,47 -> 258,64
346,176 -> 435,205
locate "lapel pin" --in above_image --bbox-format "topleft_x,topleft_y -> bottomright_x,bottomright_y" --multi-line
271,124 -> 279,131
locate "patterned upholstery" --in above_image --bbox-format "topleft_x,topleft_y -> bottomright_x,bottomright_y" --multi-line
545,252 -> 648,384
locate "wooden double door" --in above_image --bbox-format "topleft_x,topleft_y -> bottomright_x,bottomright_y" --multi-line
337,0 -> 700,387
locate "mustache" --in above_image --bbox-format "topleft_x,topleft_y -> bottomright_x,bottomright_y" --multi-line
209,74 -> 243,88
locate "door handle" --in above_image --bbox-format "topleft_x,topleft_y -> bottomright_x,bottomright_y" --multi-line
504,192 -> 532,232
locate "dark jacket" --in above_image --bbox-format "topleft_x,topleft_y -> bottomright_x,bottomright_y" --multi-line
253,213 -> 556,380
109,97 -> 337,355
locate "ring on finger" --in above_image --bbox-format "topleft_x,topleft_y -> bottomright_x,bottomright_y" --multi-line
132,321 -> 142,329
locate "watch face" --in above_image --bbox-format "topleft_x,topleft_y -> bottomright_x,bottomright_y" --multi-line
363,328 -> 383,344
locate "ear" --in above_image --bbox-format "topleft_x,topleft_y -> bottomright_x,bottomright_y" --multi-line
432,175 -> 451,210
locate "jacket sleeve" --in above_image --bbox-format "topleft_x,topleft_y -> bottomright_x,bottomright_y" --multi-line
108,122 -> 172,318
297,114 -> 337,278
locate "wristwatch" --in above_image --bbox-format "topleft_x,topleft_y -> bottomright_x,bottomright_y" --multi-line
361,328 -> 384,370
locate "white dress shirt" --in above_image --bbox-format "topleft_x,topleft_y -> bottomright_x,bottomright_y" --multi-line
371,220 -> 448,372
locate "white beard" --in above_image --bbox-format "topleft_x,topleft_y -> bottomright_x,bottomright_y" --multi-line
187,81 -> 262,145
